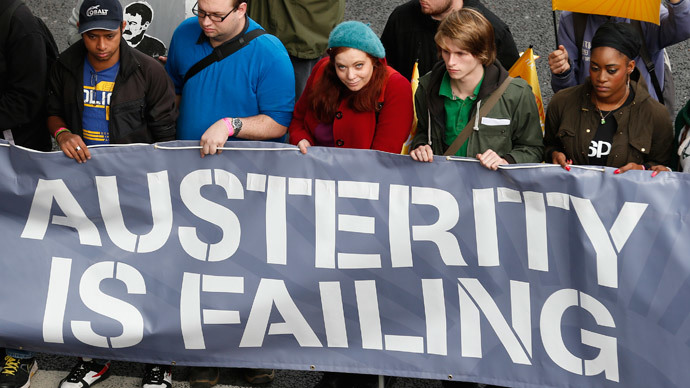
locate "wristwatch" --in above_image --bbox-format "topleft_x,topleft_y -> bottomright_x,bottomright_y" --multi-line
231,117 -> 243,136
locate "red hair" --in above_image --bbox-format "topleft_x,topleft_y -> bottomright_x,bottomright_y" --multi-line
309,47 -> 388,123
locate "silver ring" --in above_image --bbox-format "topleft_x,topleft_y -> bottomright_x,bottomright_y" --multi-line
75,146 -> 81,151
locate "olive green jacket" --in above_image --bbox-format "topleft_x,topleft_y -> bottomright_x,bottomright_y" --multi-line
544,77 -> 673,168
410,61 -> 544,163
248,0 -> 345,60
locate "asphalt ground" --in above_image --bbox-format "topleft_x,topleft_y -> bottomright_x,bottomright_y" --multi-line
13,1 -> 690,387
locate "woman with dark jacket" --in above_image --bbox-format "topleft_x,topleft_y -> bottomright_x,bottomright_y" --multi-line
409,8 -> 543,170
544,22 -> 673,174
288,21 -> 413,154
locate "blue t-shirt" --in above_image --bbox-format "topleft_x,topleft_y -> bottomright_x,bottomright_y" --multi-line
166,17 -> 295,141
82,59 -> 119,145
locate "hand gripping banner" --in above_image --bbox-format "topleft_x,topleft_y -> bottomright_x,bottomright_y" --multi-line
1,140 -> 690,388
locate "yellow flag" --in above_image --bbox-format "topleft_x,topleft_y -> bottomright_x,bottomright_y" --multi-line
400,61 -> 420,155
508,47 -> 545,132
552,0 -> 661,25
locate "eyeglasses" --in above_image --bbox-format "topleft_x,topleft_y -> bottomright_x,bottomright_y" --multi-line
192,1 -> 238,22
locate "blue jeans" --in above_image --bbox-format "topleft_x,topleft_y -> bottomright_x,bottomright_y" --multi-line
5,348 -> 34,359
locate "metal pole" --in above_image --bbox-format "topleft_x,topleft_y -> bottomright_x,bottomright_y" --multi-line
552,10 -> 560,48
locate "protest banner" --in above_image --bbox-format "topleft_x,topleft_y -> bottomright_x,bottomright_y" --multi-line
1,141 -> 689,388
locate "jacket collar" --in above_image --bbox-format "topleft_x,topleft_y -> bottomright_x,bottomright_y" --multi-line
57,38 -> 139,79
477,61 -> 509,100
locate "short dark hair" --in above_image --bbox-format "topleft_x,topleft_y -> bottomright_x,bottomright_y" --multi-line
125,2 -> 153,24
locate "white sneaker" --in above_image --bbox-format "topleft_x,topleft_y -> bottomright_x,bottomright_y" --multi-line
58,360 -> 111,388
142,364 -> 172,388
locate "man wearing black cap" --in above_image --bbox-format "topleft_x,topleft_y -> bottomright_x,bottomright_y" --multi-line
47,0 -> 176,163
46,0 -> 176,384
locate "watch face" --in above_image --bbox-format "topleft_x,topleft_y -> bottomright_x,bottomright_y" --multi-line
232,118 -> 243,130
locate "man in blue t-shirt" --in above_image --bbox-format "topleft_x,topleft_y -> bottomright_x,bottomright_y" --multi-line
45,0 -> 177,385
165,1 -> 293,385
166,0 -> 295,158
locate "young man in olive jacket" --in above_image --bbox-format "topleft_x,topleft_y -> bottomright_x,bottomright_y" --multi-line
410,9 -> 542,173
47,0 -> 177,164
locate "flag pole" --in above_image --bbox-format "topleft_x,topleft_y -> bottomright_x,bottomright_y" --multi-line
552,10 -> 559,48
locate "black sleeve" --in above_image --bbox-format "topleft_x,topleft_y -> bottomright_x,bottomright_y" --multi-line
381,10 -> 404,77
46,56 -> 66,120
410,82 -> 430,152
543,94 -> 565,162
0,9 -> 47,128
143,56 -> 177,142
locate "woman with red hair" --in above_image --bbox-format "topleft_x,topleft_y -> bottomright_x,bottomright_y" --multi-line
289,21 -> 413,154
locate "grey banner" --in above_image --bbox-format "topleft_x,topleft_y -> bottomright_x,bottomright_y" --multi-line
1,140 -> 689,388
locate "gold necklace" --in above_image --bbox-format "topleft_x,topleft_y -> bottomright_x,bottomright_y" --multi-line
594,87 -> 629,125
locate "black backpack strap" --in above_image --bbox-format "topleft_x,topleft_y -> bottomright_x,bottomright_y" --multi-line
631,20 -> 664,104
572,12 -> 587,71
0,0 -> 24,50
183,29 -> 266,86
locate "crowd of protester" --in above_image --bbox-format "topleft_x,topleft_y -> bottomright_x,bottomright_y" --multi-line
1,0 -> 690,388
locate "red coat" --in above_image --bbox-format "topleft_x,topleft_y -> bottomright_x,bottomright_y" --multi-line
288,57 -> 413,153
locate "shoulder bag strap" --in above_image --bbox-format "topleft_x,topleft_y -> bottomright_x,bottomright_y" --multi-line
444,76 -> 513,157
631,20 -> 664,104
182,29 -> 266,87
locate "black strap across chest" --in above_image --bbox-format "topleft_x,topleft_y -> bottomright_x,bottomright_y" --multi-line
182,28 -> 266,87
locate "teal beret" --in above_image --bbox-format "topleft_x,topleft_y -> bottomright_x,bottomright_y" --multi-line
328,21 -> 385,58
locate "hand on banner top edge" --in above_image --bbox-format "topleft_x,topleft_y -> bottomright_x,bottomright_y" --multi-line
199,119 -> 229,158
410,144 -> 434,162
476,149 -> 508,171
613,162 -> 672,177
552,150 -> 571,171
56,131 -> 91,163
297,139 -> 311,154
650,164 -> 673,177
614,162 -> 643,174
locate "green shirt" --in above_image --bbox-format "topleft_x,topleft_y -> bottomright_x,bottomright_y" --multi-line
440,72 -> 483,157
